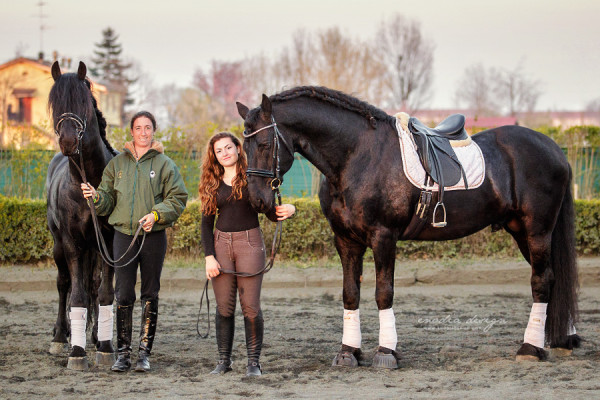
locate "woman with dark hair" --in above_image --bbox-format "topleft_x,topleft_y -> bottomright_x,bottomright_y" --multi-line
199,132 -> 295,376
81,111 -> 188,373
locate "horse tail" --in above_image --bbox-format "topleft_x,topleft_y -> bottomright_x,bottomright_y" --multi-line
81,248 -> 102,329
546,169 -> 578,346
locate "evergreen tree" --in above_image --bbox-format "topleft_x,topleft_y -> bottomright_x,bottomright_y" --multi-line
90,27 -> 136,125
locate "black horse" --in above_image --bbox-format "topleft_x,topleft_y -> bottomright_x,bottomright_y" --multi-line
237,86 -> 579,368
46,61 -> 117,370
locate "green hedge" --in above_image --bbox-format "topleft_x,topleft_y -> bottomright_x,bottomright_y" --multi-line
1,195 -> 599,264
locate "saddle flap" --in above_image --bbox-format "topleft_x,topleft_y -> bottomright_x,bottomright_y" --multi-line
410,126 -> 464,188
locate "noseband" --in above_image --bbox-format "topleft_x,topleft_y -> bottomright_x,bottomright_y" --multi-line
54,112 -> 87,154
243,116 -> 294,192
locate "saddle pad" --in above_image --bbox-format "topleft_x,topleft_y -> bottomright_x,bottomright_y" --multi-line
395,116 -> 485,191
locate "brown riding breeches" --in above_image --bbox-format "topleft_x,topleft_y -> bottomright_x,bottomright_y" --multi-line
211,227 -> 266,319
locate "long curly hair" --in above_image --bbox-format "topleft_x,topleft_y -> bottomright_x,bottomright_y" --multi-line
199,132 -> 247,215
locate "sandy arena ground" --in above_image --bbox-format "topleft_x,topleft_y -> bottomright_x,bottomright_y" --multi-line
1,257 -> 599,399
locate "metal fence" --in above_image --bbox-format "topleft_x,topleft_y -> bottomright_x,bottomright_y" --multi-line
0,150 -> 319,199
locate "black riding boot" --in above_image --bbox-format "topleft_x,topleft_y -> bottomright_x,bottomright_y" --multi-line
210,311 -> 235,374
135,299 -> 158,372
111,303 -> 133,372
244,311 -> 264,376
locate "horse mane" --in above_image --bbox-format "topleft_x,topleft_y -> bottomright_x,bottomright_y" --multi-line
271,86 -> 394,127
48,73 -> 117,156
91,96 -> 118,156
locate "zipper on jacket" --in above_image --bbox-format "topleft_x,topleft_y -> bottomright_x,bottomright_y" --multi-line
130,161 -> 139,233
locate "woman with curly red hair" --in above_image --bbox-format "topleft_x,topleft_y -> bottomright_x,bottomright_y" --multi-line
199,132 -> 295,376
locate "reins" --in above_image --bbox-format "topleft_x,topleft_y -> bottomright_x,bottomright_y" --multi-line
59,112 -> 145,269
196,116 -> 290,339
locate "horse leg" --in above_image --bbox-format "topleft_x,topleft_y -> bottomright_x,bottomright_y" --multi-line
65,253 -> 90,371
50,242 -> 70,355
95,257 -> 116,366
332,234 -> 366,367
515,233 -> 552,362
370,229 -> 401,369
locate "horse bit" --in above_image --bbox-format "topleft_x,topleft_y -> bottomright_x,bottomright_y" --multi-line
54,112 -> 145,268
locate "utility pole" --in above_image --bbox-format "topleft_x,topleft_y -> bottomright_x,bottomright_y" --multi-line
36,1 -> 48,59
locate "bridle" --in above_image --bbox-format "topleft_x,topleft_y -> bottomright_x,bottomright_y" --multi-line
242,115 -> 294,194
196,115 -> 295,338
54,111 -> 145,268
54,113 -> 87,155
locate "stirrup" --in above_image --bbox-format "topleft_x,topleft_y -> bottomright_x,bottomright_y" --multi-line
432,202 -> 447,227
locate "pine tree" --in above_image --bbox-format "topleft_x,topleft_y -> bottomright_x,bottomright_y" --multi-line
90,27 -> 136,125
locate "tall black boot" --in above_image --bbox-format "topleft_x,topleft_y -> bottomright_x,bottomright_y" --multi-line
244,311 -> 264,376
135,299 -> 158,372
210,311 -> 235,374
111,303 -> 133,372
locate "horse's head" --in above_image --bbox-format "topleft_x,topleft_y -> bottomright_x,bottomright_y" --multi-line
49,61 -> 95,157
236,94 -> 295,214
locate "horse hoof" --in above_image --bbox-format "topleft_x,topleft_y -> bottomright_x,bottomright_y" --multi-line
49,342 -> 67,355
372,347 -> 400,369
96,352 -> 116,366
515,343 -> 547,362
515,355 -> 541,362
332,349 -> 358,367
67,356 -> 89,371
550,348 -> 573,357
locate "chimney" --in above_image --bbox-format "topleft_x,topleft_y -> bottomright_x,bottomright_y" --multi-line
38,51 -> 44,62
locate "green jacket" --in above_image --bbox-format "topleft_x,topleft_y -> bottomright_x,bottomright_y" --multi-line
95,141 -> 188,235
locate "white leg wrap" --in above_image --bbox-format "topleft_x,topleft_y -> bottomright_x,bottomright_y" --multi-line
97,305 -> 114,341
378,308 -> 397,350
342,309 -> 361,348
523,303 -> 547,348
568,323 -> 577,336
70,307 -> 87,349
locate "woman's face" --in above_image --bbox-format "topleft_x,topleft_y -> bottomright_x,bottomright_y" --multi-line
131,116 -> 155,148
213,137 -> 239,168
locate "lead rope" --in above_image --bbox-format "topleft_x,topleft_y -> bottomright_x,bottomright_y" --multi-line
196,190 -> 285,339
70,143 -> 146,269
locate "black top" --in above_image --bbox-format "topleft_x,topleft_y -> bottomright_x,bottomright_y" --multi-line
201,181 -> 260,257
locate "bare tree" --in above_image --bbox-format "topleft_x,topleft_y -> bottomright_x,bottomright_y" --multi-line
586,97 -> 600,112
494,62 -> 542,116
375,14 -> 434,113
193,60 -> 253,126
454,64 -> 500,117
271,27 -> 383,101
277,29 -> 315,87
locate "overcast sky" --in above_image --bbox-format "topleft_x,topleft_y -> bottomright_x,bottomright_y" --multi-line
1,0 -> 599,111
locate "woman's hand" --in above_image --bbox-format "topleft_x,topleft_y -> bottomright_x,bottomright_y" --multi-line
80,182 -> 97,200
139,212 -> 156,232
275,204 -> 296,221
205,256 -> 221,280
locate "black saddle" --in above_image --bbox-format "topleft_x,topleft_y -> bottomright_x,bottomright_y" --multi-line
406,114 -> 469,228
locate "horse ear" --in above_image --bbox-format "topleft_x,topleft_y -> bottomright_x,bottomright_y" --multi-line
260,94 -> 272,118
77,62 -> 87,81
51,61 -> 61,81
236,102 -> 249,120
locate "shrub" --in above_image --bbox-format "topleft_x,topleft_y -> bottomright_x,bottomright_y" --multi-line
1,196 -> 599,264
